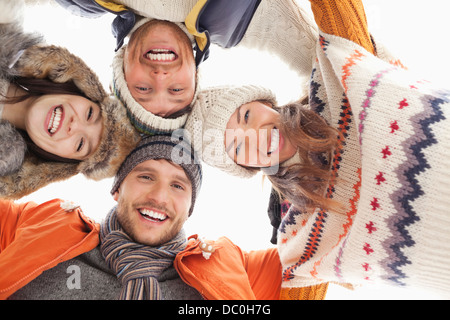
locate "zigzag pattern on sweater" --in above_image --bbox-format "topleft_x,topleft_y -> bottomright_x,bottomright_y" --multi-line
281,75 -> 356,282
311,95 -> 359,280
357,67 -> 395,145
319,34 -> 330,52
310,69 -> 326,114
382,89 -> 449,286
332,167 -> 361,281
278,32 -> 450,297
279,207 -> 303,235
341,49 -> 364,93
282,210 -> 328,281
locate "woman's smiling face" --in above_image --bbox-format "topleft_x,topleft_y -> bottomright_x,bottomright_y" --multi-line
25,94 -> 103,160
225,101 -> 297,168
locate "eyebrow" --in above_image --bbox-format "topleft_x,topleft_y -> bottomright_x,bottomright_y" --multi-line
173,174 -> 192,187
133,166 -> 157,173
136,92 -> 186,104
82,140 -> 92,159
225,106 -> 242,154
136,97 -> 187,109
133,165 -> 192,186
84,107 -> 103,158
226,134 -> 238,159
226,136 -> 234,154
236,106 -> 242,124
95,106 -> 102,124
137,97 -> 150,103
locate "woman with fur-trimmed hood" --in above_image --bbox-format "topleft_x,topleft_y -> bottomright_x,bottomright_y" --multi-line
0,0 -> 140,199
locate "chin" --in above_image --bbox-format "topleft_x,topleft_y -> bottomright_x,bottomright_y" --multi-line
138,231 -> 173,247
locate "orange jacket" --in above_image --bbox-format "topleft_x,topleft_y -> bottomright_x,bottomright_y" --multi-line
175,235 -> 281,300
0,199 -> 282,300
0,199 -> 100,300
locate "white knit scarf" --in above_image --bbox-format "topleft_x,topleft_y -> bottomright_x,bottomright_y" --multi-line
100,208 -> 187,300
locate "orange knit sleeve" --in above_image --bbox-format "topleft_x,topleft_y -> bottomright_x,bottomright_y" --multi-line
279,283 -> 329,300
309,0 -> 375,55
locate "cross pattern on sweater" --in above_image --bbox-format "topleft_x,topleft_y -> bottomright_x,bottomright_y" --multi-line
375,172 -> 386,185
365,222 -> 377,234
381,146 -> 392,159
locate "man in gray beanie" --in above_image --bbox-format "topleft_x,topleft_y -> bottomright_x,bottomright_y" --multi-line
99,134 -> 203,299
3,134 -> 286,300
5,134 -> 205,300
111,134 -> 202,218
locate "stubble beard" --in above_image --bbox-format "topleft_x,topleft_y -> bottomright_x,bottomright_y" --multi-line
116,199 -> 179,247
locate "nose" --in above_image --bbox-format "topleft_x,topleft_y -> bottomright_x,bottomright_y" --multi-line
233,129 -> 259,165
67,116 -> 80,135
150,66 -> 169,78
147,182 -> 169,206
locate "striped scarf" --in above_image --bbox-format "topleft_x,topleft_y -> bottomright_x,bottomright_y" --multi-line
100,208 -> 187,300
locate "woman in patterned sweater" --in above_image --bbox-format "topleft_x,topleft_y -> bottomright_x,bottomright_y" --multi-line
185,0 -> 450,298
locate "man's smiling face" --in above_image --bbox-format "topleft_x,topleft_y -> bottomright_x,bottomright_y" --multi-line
113,159 -> 192,246
124,20 -> 197,118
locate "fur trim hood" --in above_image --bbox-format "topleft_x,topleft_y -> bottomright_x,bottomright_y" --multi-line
0,120 -> 26,176
0,7 -> 140,199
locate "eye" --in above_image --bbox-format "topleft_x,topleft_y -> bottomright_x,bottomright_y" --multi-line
235,143 -> 242,156
171,88 -> 183,93
138,174 -> 154,181
244,110 -> 250,123
172,183 -> 185,190
87,107 -> 93,121
136,86 -> 150,92
77,138 -> 84,152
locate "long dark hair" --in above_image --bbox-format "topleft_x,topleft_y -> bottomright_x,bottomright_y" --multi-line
2,76 -> 86,103
2,77 -> 89,163
267,99 -> 341,213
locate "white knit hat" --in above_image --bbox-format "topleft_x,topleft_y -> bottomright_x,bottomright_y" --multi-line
111,18 -> 199,135
184,85 -> 277,178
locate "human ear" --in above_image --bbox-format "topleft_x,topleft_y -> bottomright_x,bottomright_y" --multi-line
112,190 -> 119,202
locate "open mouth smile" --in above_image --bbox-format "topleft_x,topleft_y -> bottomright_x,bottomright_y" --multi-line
139,208 -> 168,223
145,49 -> 177,62
47,105 -> 63,136
268,128 -> 280,155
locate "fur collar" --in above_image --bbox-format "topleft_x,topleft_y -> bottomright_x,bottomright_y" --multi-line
0,11 -> 141,199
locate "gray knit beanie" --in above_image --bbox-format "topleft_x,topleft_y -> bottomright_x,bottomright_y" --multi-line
111,134 -> 202,215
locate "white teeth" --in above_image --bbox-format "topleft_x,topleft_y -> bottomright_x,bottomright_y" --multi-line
140,209 -> 167,221
146,49 -> 176,61
48,106 -> 62,134
268,129 -> 279,154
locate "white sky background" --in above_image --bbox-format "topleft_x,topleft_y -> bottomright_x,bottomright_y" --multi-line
19,0 -> 449,299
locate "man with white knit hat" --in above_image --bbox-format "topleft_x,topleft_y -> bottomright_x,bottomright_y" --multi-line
55,0 -> 318,135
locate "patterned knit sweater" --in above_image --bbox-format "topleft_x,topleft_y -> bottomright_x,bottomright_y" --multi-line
278,32 -> 450,298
